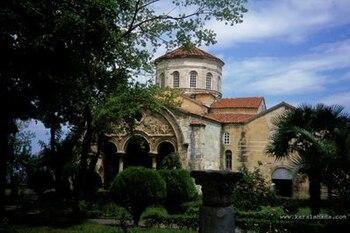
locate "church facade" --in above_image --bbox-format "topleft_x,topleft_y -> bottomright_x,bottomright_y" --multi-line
100,46 -> 308,198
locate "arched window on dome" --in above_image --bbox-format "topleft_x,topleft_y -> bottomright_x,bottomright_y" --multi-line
225,150 -> 232,170
190,71 -> 197,88
173,71 -> 180,88
160,73 -> 165,89
206,73 -> 212,90
217,76 -> 221,91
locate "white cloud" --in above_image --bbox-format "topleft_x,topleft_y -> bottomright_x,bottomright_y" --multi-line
247,70 -> 326,95
207,0 -> 350,48
320,92 -> 350,111
222,39 -> 350,96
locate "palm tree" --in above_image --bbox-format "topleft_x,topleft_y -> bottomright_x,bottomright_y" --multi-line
266,104 -> 349,215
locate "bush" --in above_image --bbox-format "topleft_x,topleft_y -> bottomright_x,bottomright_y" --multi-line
109,166 -> 166,224
141,205 -> 168,220
158,169 -> 198,214
160,152 -> 182,169
180,199 -> 202,215
232,165 -> 272,211
143,214 -> 198,230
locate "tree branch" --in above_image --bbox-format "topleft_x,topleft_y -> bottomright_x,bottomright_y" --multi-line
120,11 -> 204,39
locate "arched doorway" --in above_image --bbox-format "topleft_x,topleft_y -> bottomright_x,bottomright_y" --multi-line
272,168 -> 293,197
104,142 -> 118,189
157,142 -> 175,169
125,136 -> 151,168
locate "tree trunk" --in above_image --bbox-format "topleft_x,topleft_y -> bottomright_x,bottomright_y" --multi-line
0,132 -> 9,217
0,119 -> 15,216
309,174 -> 321,215
78,106 -> 93,195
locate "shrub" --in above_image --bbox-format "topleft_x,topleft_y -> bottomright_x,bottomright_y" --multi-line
180,199 -> 202,215
232,165 -> 272,211
158,169 -> 198,214
143,214 -> 198,230
160,152 -> 182,169
109,166 -> 166,224
141,205 -> 168,220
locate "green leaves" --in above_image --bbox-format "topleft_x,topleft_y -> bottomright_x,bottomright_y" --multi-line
266,103 -> 350,213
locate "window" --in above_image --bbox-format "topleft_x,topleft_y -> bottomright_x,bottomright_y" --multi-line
224,132 -> 230,145
173,71 -> 180,88
225,150 -> 232,170
217,76 -> 221,91
160,73 -> 165,89
190,71 -> 197,88
206,73 -> 212,90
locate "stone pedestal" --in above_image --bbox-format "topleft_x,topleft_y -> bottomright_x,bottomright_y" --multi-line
191,170 -> 242,233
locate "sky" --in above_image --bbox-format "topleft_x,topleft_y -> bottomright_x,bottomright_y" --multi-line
203,0 -> 350,111
27,0 -> 350,153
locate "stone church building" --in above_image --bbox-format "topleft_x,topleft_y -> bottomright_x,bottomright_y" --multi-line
100,46 -> 308,197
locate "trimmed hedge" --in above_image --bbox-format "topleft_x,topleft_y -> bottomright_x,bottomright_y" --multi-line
158,169 -> 198,214
110,167 -> 166,224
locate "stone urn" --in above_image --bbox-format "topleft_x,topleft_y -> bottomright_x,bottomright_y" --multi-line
191,170 -> 242,233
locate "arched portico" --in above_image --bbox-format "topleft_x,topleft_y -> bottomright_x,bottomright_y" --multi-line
102,108 -> 185,178
124,135 -> 152,169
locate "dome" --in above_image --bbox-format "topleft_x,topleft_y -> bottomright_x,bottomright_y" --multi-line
155,45 -> 224,65
155,45 -> 224,99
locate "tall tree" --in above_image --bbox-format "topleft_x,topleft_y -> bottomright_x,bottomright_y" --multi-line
266,104 -> 350,215
0,0 -> 248,212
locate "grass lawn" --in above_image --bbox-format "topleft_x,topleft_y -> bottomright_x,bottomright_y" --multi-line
0,223 -> 196,233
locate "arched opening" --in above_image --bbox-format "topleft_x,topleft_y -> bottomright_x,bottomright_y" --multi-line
225,150 -> 232,170
160,73 -> 165,89
104,142 -> 118,189
173,71 -> 180,88
206,73 -> 212,90
190,71 -> 197,88
157,141 -> 176,169
272,168 -> 293,197
125,136 -> 151,168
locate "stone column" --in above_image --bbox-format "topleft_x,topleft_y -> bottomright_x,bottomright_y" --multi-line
117,152 -> 126,172
191,170 -> 242,233
148,152 -> 158,169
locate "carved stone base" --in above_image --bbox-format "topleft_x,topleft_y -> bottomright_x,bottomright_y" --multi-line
199,205 -> 235,233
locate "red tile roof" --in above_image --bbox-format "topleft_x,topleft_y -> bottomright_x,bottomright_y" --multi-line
155,45 -> 224,65
178,107 -> 256,124
211,97 -> 263,109
205,113 -> 255,123
190,121 -> 206,126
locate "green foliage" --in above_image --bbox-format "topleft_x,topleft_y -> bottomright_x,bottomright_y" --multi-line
266,103 -> 350,215
143,214 -> 198,230
100,202 -> 132,220
0,223 -> 197,233
109,167 -> 166,224
158,169 -> 198,214
232,165 -> 272,211
76,200 -> 132,219
141,205 -> 169,220
283,199 -> 299,214
0,0 -> 249,209
159,152 -> 182,170
180,199 -> 202,215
